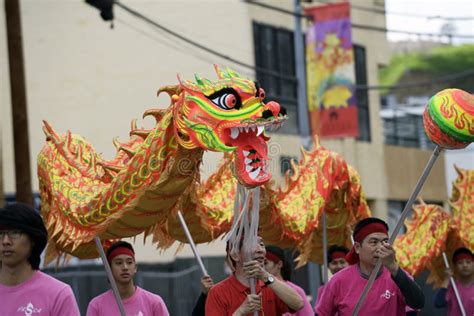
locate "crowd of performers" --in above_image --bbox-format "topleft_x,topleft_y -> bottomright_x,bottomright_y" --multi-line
0,203 -> 473,315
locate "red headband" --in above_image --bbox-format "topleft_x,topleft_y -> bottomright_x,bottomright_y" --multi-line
330,251 -> 347,261
453,252 -> 474,263
346,222 -> 388,265
266,252 -> 282,264
107,247 -> 135,263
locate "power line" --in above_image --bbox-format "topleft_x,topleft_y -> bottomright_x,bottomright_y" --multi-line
115,1 -> 297,82
244,0 -> 474,39
311,0 -> 474,20
356,67 -> 474,91
352,23 -> 474,39
95,1 -> 474,92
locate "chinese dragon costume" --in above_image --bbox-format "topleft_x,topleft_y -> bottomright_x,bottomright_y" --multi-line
38,65 -> 370,265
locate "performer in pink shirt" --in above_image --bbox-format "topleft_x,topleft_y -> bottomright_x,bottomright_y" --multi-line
315,217 -> 425,316
434,247 -> 474,315
314,244 -> 349,312
264,245 -> 313,316
87,241 -> 169,315
0,203 -> 80,315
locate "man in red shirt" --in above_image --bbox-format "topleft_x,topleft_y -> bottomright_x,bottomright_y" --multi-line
205,236 -> 304,316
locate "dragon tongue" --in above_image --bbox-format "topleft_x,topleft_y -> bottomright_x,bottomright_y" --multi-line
233,133 -> 270,186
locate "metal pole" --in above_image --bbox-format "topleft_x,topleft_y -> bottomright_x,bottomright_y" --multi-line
353,145 -> 442,315
177,210 -> 208,275
94,237 -> 126,316
294,0 -> 311,149
5,0 -> 33,205
242,188 -> 259,316
322,210 -> 329,284
442,252 -> 467,316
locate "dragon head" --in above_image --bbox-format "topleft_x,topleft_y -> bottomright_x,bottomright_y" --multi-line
160,65 -> 286,187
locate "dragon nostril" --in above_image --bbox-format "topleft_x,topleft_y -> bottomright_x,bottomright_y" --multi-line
262,110 -> 273,119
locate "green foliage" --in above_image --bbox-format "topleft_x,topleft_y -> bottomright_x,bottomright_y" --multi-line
379,44 -> 474,94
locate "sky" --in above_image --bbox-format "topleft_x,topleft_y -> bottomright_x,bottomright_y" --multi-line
385,0 -> 474,44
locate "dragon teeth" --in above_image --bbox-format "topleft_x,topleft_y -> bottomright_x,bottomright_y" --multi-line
257,126 -> 264,136
246,165 -> 253,172
230,128 -> 240,139
249,167 -> 261,180
244,126 -> 250,133
243,150 -> 250,157
244,158 -> 252,164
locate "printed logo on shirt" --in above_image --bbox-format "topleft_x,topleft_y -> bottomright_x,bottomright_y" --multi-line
17,302 -> 42,315
380,290 -> 395,300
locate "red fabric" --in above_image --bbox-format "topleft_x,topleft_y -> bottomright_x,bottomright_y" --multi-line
330,251 -> 347,261
305,2 -> 350,22
346,222 -> 388,265
205,274 -> 289,316
266,252 -> 281,264
107,247 -> 135,263
453,252 -> 473,263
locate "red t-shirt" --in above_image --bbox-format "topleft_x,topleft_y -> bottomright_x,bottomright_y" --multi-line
205,274 -> 289,316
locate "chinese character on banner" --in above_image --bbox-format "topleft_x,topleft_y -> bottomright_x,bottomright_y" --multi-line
305,2 -> 359,138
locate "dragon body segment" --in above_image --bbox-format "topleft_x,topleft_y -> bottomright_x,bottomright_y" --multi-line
394,166 -> 474,287
158,139 -> 371,267
38,66 -> 286,262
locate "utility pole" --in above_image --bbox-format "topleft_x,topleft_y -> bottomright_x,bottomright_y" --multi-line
294,0 -> 311,149
5,0 -> 33,205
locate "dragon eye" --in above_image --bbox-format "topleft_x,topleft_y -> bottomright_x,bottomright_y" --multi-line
258,88 -> 265,99
208,88 -> 242,110
213,94 -> 237,110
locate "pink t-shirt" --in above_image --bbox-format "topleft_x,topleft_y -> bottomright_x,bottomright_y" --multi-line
446,280 -> 474,316
87,286 -> 169,316
315,265 -> 407,316
0,270 -> 80,315
284,281 -> 313,316
314,284 -> 327,313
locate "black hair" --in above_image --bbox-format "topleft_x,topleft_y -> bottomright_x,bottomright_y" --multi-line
352,217 -> 389,241
327,244 -> 349,262
106,240 -> 135,259
225,237 -> 245,269
0,203 -> 48,270
452,247 -> 474,262
265,245 -> 292,281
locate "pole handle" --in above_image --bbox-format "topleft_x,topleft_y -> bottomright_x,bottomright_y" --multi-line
177,211 -> 208,276
94,237 -> 126,316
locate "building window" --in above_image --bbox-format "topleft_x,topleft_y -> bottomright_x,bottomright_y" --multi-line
354,44 -> 371,142
381,95 -> 435,149
253,22 -> 298,134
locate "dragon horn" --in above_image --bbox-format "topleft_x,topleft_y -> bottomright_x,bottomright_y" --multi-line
226,67 -> 241,78
113,137 -> 121,150
42,120 -> 62,143
194,74 -> 204,87
214,64 -> 226,79
131,119 -> 137,132
453,164 -> 463,176
143,109 -> 166,123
